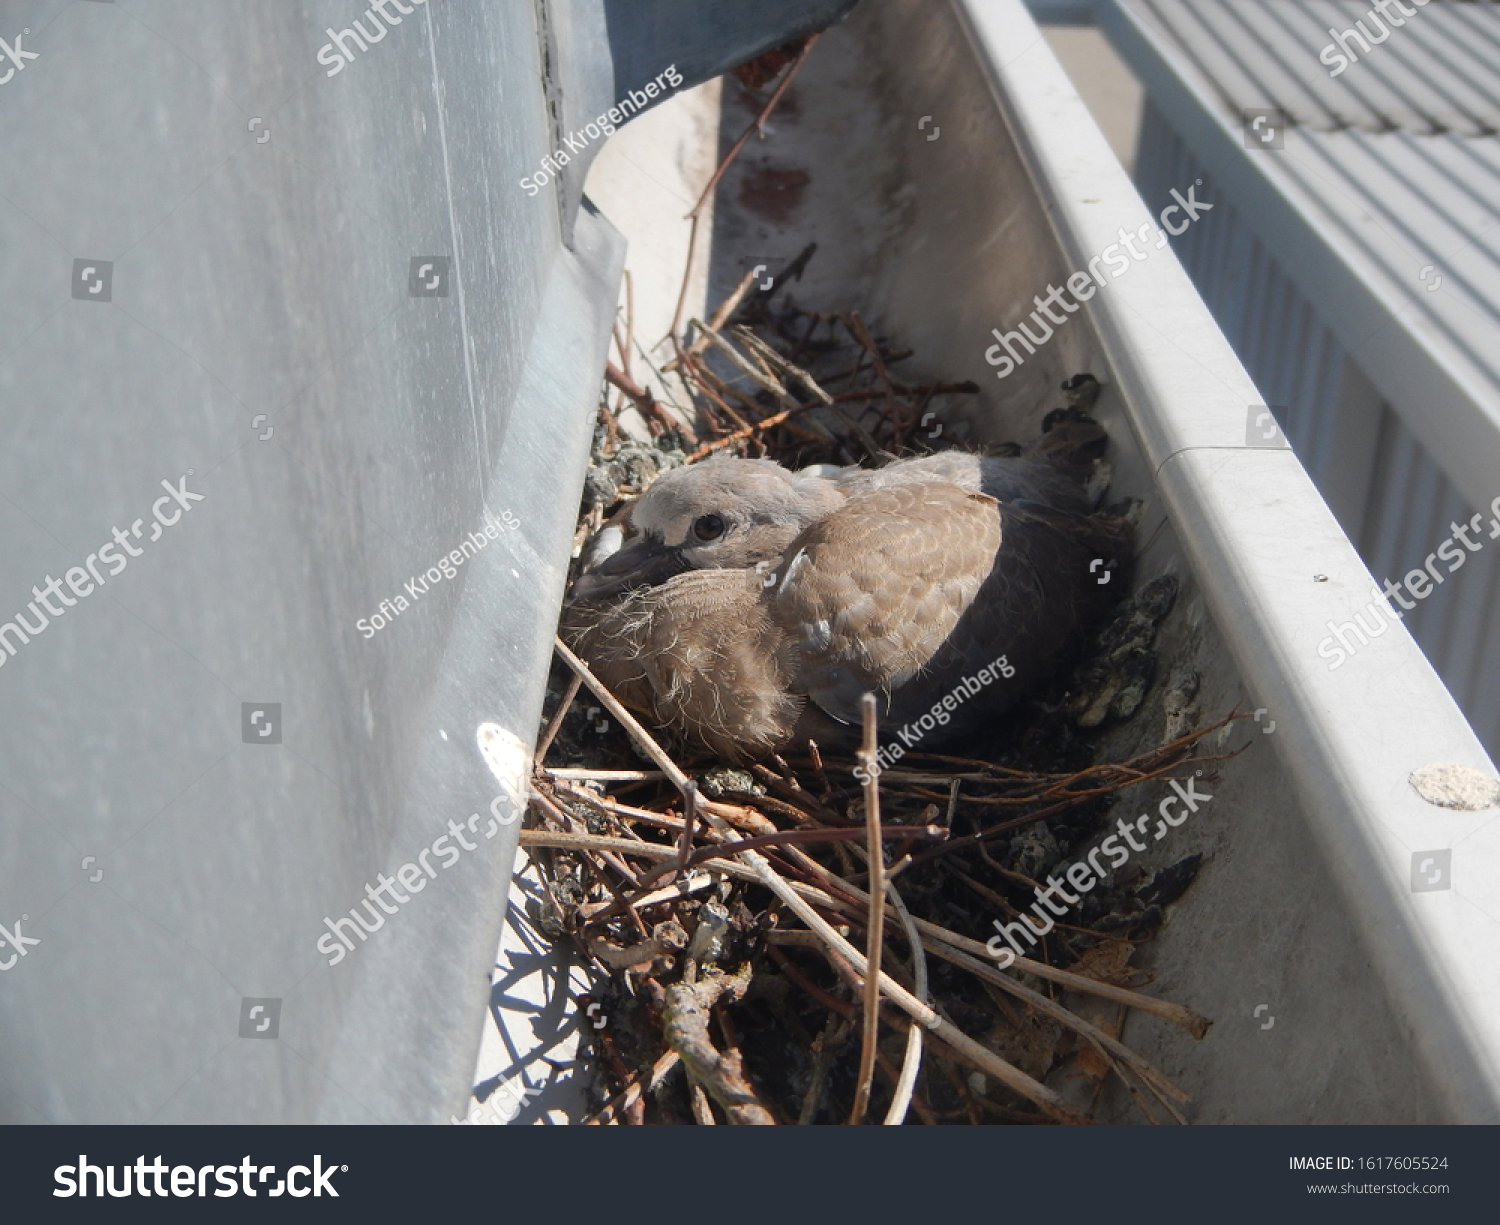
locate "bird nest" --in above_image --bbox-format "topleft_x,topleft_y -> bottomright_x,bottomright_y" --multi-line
520,43 -> 1241,1125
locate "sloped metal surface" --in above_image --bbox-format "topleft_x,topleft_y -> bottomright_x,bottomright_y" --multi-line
1123,0 -> 1500,134
0,0 -> 855,1125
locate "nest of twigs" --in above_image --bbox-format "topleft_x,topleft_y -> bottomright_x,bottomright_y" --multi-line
518,43 -> 1234,1125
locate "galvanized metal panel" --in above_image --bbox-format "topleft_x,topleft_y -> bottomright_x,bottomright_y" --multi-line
1127,0 -> 1500,134
1135,96 -> 1500,762
0,0 -> 857,1125
1105,0 -> 1500,520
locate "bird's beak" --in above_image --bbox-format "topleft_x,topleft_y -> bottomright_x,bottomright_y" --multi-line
569,536 -> 688,601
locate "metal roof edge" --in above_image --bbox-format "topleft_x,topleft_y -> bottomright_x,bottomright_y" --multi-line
1097,0 -> 1500,516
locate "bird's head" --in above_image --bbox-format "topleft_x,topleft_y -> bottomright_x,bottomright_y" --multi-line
570,457 -> 844,601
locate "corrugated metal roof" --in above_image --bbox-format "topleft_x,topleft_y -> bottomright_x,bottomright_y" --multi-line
1126,0 -> 1500,134
1105,0 -> 1500,516
1135,98 -> 1500,761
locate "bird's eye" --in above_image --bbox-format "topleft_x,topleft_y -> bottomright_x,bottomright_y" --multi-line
692,513 -> 726,542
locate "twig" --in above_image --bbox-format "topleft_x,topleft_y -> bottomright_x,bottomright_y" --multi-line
850,694 -> 885,1124
534,672 -> 583,765
582,1049 -> 680,1126
882,880 -> 926,1126
662,969 -> 774,1124
668,34 -> 822,344
551,637 -> 1087,1122
683,400 -> 828,462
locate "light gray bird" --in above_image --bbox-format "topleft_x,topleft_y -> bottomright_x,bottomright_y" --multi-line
565,419 -> 1131,760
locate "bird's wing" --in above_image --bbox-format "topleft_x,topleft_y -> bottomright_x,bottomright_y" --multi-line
774,481 -> 1002,725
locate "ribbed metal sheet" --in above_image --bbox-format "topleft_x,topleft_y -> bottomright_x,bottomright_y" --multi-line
1115,3 -> 1500,512
1136,97 -> 1500,759
1126,0 -> 1500,134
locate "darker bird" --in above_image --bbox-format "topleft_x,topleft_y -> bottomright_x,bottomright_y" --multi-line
565,418 -> 1131,760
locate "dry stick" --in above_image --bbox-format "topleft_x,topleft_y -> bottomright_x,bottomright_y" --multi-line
676,781 -> 698,880
683,351 -> 774,439
662,969 -> 774,1124
583,1048 -> 681,1126
604,361 -> 696,444
799,1013 -> 850,1125
731,327 -> 837,406
547,767 -> 665,782
811,868 -> 1210,1038
666,268 -> 761,373
551,641 -> 1087,1125
883,881 -> 927,1127
845,312 -> 899,431
684,400 -> 828,462
693,321 -> 798,408
668,34 -> 823,345
623,268 -> 635,381
850,695 -> 886,1125
926,940 -> 1189,1122
534,672 -> 583,765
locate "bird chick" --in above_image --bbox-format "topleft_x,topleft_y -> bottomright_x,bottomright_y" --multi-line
565,422 -> 1132,760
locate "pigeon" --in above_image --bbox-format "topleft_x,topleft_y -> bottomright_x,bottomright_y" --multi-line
564,417 -> 1132,760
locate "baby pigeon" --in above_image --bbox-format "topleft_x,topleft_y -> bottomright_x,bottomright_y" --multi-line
565,420 -> 1131,760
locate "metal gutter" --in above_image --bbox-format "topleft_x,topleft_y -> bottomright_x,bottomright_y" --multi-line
958,0 -> 1500,1121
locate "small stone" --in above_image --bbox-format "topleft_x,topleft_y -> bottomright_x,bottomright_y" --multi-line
700,767 -> 762,798
1409,763 -> 1500,811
